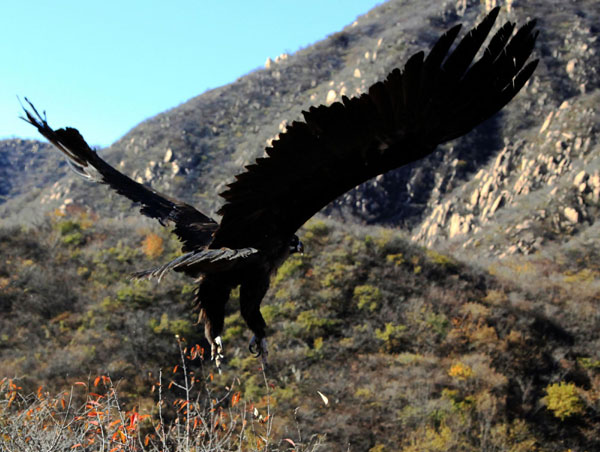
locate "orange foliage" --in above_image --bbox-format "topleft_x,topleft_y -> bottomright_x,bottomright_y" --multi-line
142,233 -> 164,259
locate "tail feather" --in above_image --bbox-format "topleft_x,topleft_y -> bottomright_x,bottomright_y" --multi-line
132,247 -> 259,281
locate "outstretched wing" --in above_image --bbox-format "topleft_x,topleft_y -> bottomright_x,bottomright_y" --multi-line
22,100 -> 217,252
211,7 -> 538,249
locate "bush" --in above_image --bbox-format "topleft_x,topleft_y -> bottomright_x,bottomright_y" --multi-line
353,284 -> 382,311
142,232 -> 164,259
448,362 -> 474,381
375,323 -> 406,352
543,382 -> 584,420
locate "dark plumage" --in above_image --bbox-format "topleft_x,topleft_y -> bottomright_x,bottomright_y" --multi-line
23,7 -> 538,367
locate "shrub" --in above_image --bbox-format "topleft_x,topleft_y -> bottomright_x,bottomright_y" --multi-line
302,219 -> 330,239
386,253 -> 405,266
578,357 -> 600,369
149,313 -> 193,337
116,282 -> 152,306
142,232 -> 164,259
375,323 -> 406,352
353,284 -> 382,311
0,342 -> 324,452
543,382 -> 584,420
448,362 -> 474,381
425,249 -> 456,268
296,309 -> 337,338
320,261 -> 354,288
57,219 -> 81,236
273,254 -> 305,286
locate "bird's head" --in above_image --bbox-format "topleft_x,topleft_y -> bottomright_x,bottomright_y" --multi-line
290,235 -> 304,254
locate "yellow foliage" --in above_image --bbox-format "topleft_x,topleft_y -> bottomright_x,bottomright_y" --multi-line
353,284 -> 382,311
563,268 -> 599,284
142,233 -> 164,259
448,362 -> 474,380
369,444 -> 389,452
411,256 -> 422,274
0,277 -> 10,290
401,423 -> 454,452
354,386 -> 373,400
273,254 -> 304,285
313,336 -> 324,351
425,249 -> 455,267
543,382 -> 584,420
375,323 -> 406,352
489,419 -> 538,451
386,253 -> 405,266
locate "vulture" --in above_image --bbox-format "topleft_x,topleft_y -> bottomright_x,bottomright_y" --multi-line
23,7 -> 538,367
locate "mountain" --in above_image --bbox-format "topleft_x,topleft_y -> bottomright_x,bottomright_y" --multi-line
0,139 -> 64,209
1,1 -> 595,237
1,0 -> 600,450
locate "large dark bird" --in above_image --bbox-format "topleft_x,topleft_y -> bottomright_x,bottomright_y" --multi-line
23,7 -> 538,367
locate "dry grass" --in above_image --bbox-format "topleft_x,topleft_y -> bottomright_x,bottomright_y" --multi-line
0,338 -> 323,452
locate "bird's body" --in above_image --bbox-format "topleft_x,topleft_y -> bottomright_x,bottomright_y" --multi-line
23,7 -> 539,367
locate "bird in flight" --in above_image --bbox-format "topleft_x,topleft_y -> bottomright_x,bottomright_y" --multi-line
23,7 -> 538,368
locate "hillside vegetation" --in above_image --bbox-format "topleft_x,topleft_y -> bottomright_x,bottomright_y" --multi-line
1,212 -> 600,450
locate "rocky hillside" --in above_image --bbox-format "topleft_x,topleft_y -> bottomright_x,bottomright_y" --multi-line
0,139 -> 63,206
2,0 -> 597,252
413,89 -> 600,258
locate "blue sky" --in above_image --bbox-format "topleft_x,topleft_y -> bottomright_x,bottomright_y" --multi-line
1,0 -> 381,147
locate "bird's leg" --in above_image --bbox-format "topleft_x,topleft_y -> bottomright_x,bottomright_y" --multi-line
196,276 -> 231,371
240,273 -> 270,367
249,336 -> 269,367
211,336 -> 224,371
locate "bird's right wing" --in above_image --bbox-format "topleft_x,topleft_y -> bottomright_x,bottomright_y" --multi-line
22,101 -> 217,252
210,7 -> 539,249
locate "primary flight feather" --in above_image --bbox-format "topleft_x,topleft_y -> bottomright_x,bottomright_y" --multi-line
23,7 -> 538,367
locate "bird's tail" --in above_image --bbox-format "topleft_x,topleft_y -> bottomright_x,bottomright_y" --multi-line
132,247 -> 259,281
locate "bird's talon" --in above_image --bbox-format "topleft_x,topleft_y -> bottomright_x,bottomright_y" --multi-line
249,336 -> 260,356
249,335 -> 267,359
211,336 -> 224,371
249,336 -> 268,365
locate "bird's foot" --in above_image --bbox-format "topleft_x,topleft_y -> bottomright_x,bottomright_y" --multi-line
248,336 -> 269,368
211,336 -> 224,372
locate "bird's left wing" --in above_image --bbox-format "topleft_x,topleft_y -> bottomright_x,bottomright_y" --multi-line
22,100 -> 217,252
210,8 -> 538,249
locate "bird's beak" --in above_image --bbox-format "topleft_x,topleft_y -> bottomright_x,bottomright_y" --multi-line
296,241 -> 304,254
